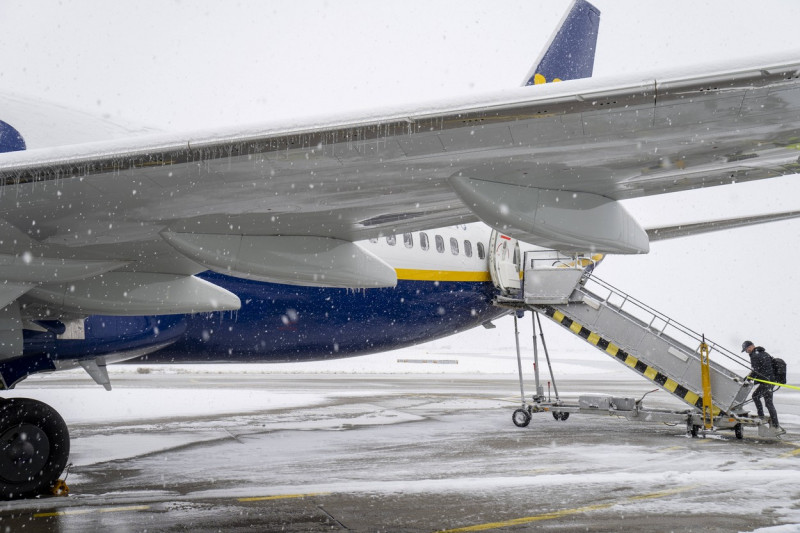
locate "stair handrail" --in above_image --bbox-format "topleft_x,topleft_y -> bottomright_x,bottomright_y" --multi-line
581,275 -> 751,372
524,250 -> 592,271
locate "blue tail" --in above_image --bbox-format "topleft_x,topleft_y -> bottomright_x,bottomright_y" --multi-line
523,0 -> 601,86
0,120 -> 26,153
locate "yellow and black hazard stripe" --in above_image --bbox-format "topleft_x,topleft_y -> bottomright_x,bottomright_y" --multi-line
540,305 -> 720,414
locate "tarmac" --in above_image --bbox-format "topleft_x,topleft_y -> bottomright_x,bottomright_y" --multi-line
0,371 -> 797,532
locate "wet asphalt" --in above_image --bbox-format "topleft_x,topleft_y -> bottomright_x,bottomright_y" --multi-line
0,372 -> 797,532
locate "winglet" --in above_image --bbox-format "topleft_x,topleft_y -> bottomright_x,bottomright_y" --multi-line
522,0 -> 601,86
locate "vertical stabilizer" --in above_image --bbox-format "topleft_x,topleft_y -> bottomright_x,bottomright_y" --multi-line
522,0 -> 601,86
0,120 -> 25,153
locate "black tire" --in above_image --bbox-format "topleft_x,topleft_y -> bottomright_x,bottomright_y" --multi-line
560,412 -> 569,421
512,408 -> 531,428
734,423 -> 743,440
0,398 -> 70,499
689,424 -> 700,438
552,412 -> 570,421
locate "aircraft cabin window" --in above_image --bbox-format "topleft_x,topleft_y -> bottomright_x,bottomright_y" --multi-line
386,235 -> 396,246
450,237 -> 459,255
420,232 -> 429,251
403,233 -> 413,248
477,242 -> 485,260
464,240 -> 472,258
435,235 -> 444,253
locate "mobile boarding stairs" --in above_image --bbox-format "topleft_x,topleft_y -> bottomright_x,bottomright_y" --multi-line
492,248 -> 779,439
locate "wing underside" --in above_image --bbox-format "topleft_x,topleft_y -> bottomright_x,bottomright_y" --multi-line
3,58 -> 800,240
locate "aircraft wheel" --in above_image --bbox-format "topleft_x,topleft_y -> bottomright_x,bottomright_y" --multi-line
552,412 -> 570,421
734,423 -> 743,440
0,398 -> 70,499
512,408 -> 531,428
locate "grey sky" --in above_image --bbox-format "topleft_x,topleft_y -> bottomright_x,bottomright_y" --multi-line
2,1 -> 798,130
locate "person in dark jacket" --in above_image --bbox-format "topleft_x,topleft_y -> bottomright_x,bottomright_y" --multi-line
742,340 -> 783,433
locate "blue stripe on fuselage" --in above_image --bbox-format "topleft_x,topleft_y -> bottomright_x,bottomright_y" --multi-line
14,273 -> 503,382
139,273 -> 503,363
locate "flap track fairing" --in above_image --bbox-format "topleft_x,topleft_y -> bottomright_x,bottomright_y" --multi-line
450,176 -> 649,254
161,232 -> 398,288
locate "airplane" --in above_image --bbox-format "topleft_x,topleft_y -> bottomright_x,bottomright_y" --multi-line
0,0 -> 800,499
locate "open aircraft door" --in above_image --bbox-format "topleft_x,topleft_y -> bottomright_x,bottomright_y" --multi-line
488,230 -> 521,295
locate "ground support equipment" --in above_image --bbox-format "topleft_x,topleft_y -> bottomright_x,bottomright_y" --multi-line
497,249 -> 782,440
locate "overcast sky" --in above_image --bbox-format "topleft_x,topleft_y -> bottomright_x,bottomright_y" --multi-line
2,1 -> 799,131
1,1 -> 800,370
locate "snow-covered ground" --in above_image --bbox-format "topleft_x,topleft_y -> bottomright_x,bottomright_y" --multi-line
1,347 -> 798,532
6,345 -> 665,429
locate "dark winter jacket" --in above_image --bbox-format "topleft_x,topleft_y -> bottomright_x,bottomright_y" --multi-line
749,346 -> 775,382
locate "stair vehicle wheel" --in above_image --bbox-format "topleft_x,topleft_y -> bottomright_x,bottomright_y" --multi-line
0,398 -> 70,499
734,423 -> 743,440
688,424 -> 701,438
512,408 -> 531,428
552,412 -> 570,421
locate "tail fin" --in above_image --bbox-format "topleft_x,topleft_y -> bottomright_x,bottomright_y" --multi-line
0,120 -> 26,153
522,0 -> 601,86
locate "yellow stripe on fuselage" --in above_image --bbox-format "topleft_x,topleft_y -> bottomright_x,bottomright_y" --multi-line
395,268 -> 491,282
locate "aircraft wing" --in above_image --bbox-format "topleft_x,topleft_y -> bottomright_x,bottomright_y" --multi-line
1,54 -> 800,296
646,209 -> 800,242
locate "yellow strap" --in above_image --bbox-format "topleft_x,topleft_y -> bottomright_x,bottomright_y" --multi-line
750,377 -> 800,391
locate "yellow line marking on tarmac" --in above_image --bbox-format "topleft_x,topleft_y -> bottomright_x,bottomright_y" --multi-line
238,492 -> 331,502
435,503 -> 616,532
432,485 -> 696,533
35,505 -> 150,518
656,445 -> 685,452
779,446 -> 800,458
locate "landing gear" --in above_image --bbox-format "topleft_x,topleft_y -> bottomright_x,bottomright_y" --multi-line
552,411 -> 569,421
0,398 -> 70,499
512,408 -> 532,428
